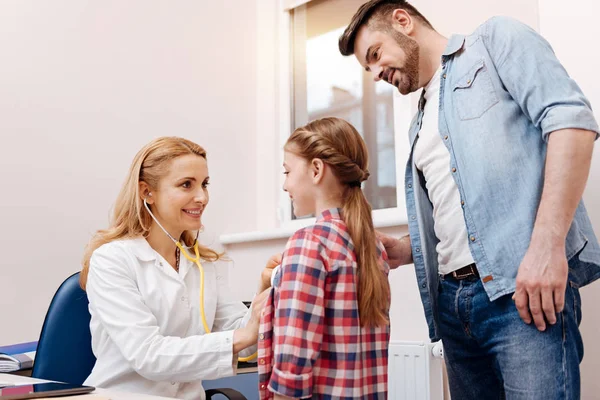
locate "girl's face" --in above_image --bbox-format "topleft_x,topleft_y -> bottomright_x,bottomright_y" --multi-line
147,154 -> 209,236
282,150 -> 317,218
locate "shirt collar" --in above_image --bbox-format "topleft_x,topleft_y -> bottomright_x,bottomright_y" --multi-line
442,34 -> 466,58
126,237 -> 159,262
316,207 -> 343,222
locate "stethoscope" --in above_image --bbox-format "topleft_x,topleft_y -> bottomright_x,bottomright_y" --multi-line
144,198 -> 257,362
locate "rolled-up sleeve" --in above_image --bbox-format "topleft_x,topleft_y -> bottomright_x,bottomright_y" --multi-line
268,232 -> 326,399
482,16 -> 599,141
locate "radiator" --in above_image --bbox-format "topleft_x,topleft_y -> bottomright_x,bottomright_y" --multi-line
388,341 -> 445,400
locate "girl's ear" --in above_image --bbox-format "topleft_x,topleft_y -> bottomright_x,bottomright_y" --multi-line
311,158 -> 325,184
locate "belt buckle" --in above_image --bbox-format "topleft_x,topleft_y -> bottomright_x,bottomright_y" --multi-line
451,264 -> 476,280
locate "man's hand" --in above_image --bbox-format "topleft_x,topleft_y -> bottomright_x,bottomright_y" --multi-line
258,253 -> 282,292
513,240 -> 568,331
376,231 -> 413,269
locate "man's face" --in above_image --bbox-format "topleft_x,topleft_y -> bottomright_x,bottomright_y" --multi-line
353,24 -> 420,95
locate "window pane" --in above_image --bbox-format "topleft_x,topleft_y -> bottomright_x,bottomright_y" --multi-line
291,0 -> 397,216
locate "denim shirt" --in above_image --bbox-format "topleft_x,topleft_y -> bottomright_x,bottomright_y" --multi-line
405,16 -> 600,341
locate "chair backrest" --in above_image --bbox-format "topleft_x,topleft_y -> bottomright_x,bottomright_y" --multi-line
31,272 -> 96,384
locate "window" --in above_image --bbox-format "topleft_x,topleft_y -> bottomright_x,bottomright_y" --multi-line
286,0 -> 399,221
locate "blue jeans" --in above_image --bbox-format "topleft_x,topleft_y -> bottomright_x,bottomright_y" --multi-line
438,258 -> 584,399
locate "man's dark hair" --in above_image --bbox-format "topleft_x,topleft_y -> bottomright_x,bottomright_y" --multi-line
339,0 -> 433,56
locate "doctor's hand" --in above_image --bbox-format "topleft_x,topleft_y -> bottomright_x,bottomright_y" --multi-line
258,253 -> 282,292
247,289 -> 271,340
376,231 -> 413,269
233,288 -> 270,352
513,240 -> 568,332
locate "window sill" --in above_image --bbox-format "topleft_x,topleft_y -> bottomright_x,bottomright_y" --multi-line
219,213 -> 407,245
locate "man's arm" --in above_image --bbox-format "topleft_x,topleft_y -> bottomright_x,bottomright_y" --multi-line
376,232 -> 413,268
482,16 -> 599,330
513,129 -> 596,331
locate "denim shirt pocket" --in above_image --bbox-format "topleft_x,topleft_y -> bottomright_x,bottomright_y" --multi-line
452,59 -> 499,120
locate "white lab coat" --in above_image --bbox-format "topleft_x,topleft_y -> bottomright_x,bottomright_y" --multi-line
83,237 -> 255,400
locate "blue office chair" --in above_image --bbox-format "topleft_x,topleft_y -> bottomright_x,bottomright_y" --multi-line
32,272 -> 248,399
32,272 -> 96,384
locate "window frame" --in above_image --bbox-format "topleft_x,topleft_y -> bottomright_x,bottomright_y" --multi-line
277,0 -> 412,230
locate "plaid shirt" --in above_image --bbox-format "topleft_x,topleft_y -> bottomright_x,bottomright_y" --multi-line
258,208 -> 390,399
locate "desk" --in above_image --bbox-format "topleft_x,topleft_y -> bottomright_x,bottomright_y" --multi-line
0,374 -> 176,399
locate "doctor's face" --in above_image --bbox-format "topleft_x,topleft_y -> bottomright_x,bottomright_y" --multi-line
150,154 -> 209,235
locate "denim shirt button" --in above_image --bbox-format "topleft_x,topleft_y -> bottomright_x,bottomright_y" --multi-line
416,247 -> 421,252
452,167 -> 457,173
411,216 -> 416,220
408,183 -> 412,188
421,283 -> 427,288
470,236 -> 476,242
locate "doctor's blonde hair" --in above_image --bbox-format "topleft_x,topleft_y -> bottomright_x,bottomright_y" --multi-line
80,137 -> 222,290
285,117 -> 390,328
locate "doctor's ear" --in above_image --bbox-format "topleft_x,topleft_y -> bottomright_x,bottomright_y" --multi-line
139,182 -> 154,204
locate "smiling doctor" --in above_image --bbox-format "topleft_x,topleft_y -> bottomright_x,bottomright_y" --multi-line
80,136 -> 277,400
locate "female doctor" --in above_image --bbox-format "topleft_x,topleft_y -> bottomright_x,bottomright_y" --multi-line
80,136 -> 277,399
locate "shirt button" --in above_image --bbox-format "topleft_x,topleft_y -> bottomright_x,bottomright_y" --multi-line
443,73 -> 447,79
260,384 -> 266,389
470,236 -> 476,242
415,248 -> 421,253
408,184 -> 412,188
421,283 -> 427,288
259,333 -> 265,340
452,168 -> 457,173
467,79 -> 471,84
444,135 -> 448,140
259,359 -> 266,365
461,200 -> 465,206
411,215 -> 416,220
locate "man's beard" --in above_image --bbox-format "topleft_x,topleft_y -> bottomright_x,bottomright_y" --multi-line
388,29 -> 420,94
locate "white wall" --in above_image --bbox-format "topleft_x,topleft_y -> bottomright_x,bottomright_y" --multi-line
0,0 -> 258,345
1,0 -> 598,398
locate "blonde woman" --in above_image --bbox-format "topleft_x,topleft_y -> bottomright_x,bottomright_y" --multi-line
81,137 -> 276,399
257,117 -> 391,399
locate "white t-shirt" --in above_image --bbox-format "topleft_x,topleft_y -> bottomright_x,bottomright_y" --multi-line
413,68 -> 475,275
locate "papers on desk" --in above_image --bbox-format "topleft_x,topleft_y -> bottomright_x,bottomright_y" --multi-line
0,353 -> 34,373
0,342 -> 37,373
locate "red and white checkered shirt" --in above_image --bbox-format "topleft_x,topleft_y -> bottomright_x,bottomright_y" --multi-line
257,208 -> 390,399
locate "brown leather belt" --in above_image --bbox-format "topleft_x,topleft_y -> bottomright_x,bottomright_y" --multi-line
448,263 -> 479,280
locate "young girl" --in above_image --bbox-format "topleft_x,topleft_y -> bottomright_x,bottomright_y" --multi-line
80,137 -> 273,400
257,117 -> 391,399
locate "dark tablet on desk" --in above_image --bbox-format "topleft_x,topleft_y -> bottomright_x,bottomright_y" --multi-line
0,382 -> 95,399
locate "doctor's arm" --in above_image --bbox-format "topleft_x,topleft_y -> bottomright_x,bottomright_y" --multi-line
213,254 -> 280,358
86,248 -> 256,382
